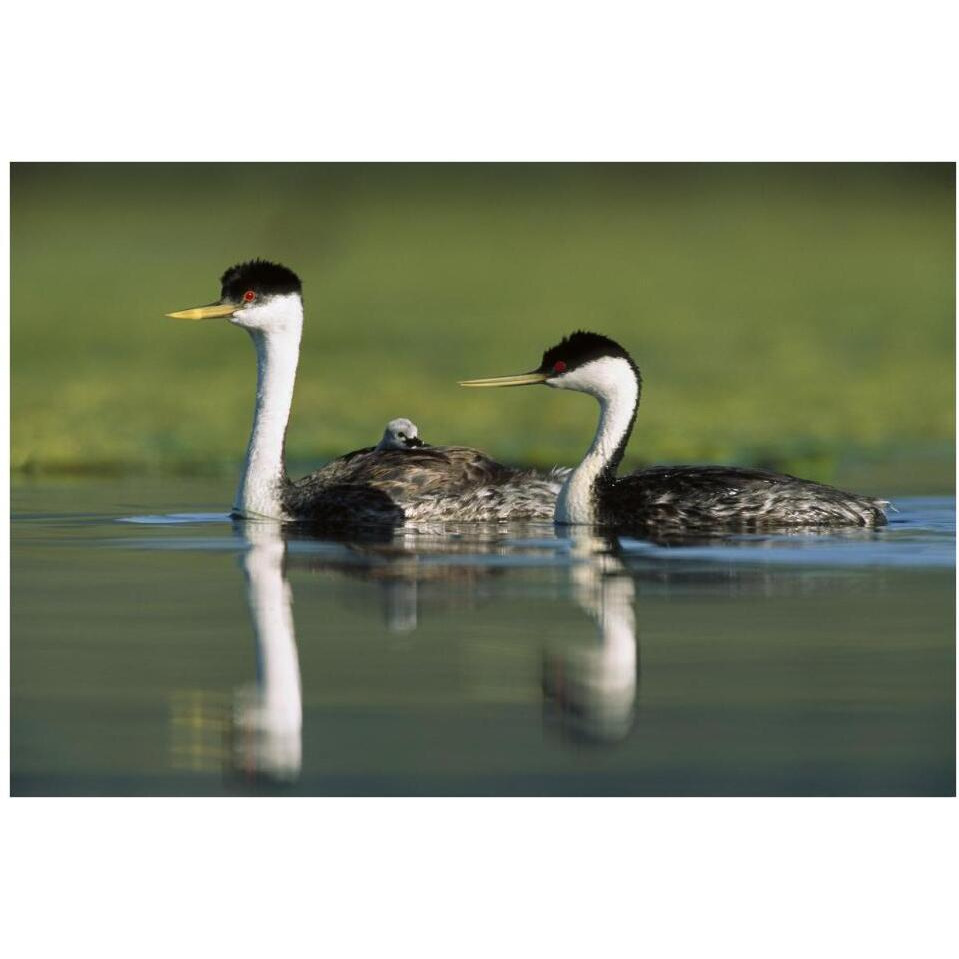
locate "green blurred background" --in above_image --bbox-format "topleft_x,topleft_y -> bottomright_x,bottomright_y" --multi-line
11,163 -> 956,492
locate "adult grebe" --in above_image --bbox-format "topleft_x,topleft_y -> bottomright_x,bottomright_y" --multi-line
167,260 -> 565,523
461,331 -> 888,529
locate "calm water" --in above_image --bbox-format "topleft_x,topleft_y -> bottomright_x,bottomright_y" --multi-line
10,479 -> 956,796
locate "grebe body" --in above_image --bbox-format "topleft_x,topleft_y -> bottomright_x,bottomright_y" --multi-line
167,260 -> 564,525
462,331 -> 888,530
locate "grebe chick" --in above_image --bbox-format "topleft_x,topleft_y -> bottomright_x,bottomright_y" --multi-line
376,418 -> 426,450
326,418 -> 426,465
167,260 -> 565,524
461,331 -> 888,529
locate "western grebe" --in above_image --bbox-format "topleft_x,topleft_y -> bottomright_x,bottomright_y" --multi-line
376,418 -> 425,450
461,331 -> 889,529
167,260 -> 565,524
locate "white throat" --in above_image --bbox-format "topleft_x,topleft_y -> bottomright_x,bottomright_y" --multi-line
554,357 -> 639,524
233,295 -> 303,519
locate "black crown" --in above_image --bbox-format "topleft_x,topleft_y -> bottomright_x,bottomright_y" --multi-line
538,331 -> 634,374
220,259 -> 302,301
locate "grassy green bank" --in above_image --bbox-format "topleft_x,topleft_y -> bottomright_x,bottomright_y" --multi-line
11,164 -> 955,491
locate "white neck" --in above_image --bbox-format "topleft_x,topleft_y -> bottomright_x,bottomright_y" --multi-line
555,357 -> 639,524
233,319 -> 302,519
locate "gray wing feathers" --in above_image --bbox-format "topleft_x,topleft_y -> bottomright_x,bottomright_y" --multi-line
287,447 -> 564,523
608,465 -> 887,528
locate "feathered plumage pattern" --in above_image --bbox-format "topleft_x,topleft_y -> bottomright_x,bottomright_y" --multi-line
600,464 -> 888,529
282,446 -> 567,524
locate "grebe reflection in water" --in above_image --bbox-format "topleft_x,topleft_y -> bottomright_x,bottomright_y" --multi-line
231,522 -> 302,781
226,521 -> 642,783
543,530 -> 639,744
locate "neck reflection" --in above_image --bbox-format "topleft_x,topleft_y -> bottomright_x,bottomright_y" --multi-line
227,521 -> 640,783
233,521 -> 303,781
544,529 -> 639,744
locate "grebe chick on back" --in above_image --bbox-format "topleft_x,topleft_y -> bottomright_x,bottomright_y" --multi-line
461,331 -> 888,529
376,418 -> 426,450
334,418 -> 426,462
320,418 -> 427,471
166,260 -> 564,524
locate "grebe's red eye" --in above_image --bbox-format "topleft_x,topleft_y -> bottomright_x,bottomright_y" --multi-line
553,360 -> 567,374
243,290 -> 256,302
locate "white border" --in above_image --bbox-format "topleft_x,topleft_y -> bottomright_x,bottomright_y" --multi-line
3,1 -> 957,957
2,3 -> 958,161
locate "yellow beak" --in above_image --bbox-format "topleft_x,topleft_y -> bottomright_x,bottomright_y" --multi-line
165,302 -> 237,321
459,372 -> 549,388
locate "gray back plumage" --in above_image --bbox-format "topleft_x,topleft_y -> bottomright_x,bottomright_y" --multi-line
603,465 -> 888,529
284,446 -> 565,524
